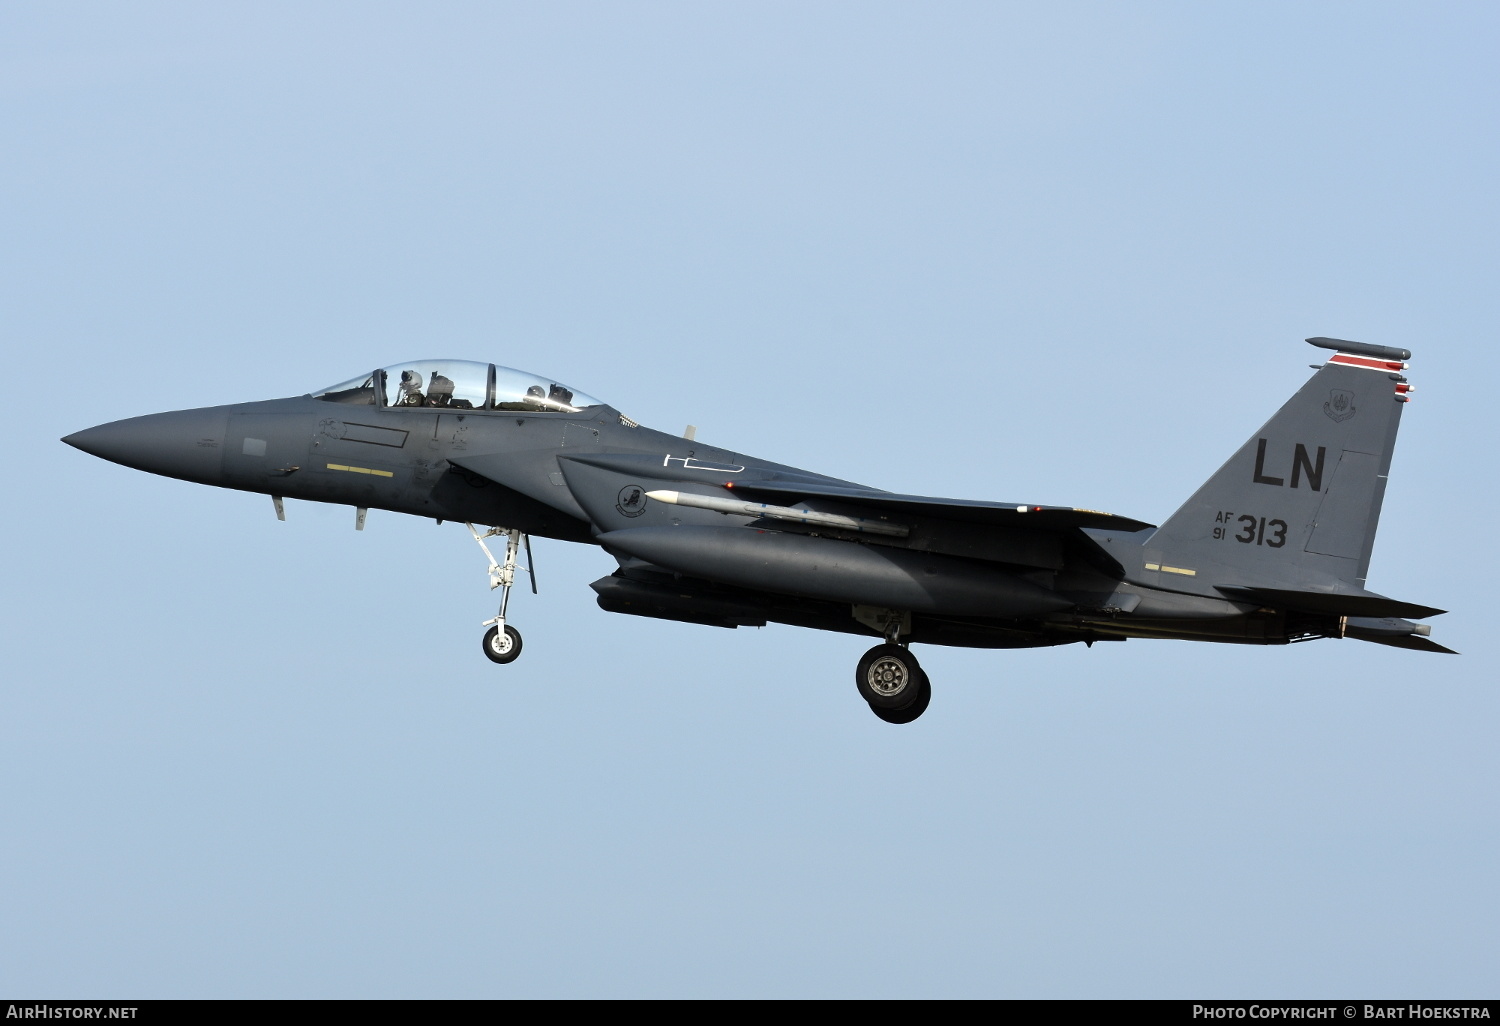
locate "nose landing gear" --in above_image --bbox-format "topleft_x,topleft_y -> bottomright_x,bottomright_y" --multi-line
483,623 -> 523,664
467,523 -> 535,666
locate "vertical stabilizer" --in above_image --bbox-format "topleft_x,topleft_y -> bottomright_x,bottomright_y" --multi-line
1146,338 -> 1413,590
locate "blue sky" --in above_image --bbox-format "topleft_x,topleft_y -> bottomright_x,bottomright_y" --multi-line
2,1 -> 1496,997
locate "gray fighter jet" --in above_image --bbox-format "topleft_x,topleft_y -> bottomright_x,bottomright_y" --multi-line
63,337 -> 1450,723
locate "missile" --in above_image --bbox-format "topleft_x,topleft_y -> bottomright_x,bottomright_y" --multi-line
645,489 -> 909,537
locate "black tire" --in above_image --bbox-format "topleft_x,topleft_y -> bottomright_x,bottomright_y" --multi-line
855,644 -> 922,709
870,673 -> 931,724
482,624 -> 523,664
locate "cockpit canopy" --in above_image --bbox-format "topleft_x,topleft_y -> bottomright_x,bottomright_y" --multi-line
313,360 -> 605,414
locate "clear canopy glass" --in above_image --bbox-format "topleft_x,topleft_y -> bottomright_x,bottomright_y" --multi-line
312,373 -> 378,405
492,365 -> 602,413
382,360 -> 488,409
313,360 -> 604,413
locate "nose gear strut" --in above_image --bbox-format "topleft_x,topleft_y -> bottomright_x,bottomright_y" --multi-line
467,523 -> 536,664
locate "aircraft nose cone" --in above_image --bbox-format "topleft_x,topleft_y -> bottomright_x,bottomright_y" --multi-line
64,409 -> 229,484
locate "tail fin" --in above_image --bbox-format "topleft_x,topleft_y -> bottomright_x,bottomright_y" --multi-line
1147,338 -> 1413,591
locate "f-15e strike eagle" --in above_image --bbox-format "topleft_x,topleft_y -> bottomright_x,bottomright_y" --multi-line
64,337 -> 1450,724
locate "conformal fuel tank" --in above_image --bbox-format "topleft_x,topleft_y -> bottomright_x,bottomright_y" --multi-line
597,525 -> 1072,618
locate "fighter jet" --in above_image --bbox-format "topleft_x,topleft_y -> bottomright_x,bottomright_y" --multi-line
63,337 -> 1450,723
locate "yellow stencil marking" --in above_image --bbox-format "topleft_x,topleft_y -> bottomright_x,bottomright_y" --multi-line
1160,565 -> 1197,576
326,463 -> 394,478
1144,563 -> 1160,571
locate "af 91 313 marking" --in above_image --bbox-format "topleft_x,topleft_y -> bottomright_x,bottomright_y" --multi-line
1212,511 -> 1289,547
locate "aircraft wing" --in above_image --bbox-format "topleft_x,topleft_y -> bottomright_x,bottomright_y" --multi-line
723,480 -> 1155,532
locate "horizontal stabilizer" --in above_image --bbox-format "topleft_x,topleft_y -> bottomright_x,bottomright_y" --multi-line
1346,633 -> 1458,655
1216,586 -> 1445,620
724,480 -> 1154,532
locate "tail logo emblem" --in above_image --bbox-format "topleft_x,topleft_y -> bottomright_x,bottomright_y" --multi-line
1323,389 -> 1357,423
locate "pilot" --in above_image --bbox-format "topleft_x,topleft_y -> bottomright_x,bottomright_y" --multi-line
429,372 -> 474,408
394,369 -> 425,406
424,373 -> 457,407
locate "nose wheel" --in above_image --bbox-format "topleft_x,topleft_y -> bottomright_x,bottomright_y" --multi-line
467,523 -> 535,666
856,643 -> 930,723
482,623 -> 523,664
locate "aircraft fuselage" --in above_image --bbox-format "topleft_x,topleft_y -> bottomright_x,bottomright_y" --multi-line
63,341 -> 1449,724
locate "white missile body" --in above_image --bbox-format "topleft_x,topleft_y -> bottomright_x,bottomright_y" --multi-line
644,489 -> 909,538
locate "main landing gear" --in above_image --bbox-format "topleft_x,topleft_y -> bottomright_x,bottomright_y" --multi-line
467,523 -> 535,665
855,614 -> 930,723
